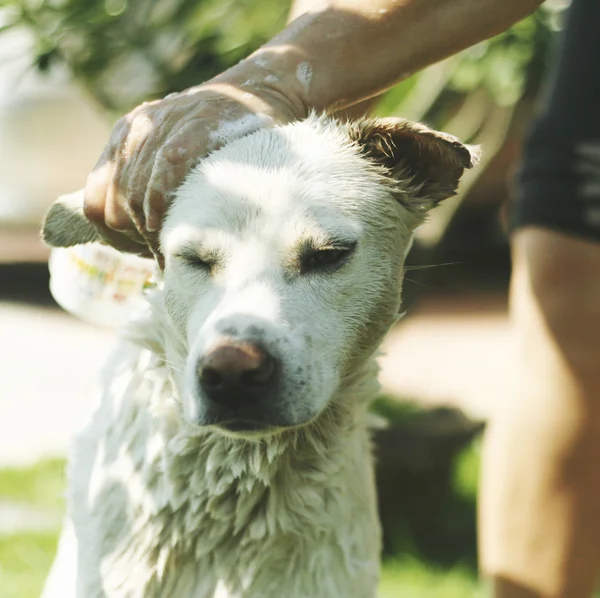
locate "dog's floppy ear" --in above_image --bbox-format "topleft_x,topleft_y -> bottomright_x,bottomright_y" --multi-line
41,190 -> 103,247
346,117 -> 479,211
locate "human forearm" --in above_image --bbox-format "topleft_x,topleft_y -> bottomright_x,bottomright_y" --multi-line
219,0 -> 544,114
82,0 -> 544,253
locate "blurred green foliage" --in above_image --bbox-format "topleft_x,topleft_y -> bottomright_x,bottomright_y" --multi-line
0,0 -> 289,113
448,6 -> 565,106
377,2 -> 567,129
1,0 -> 568,117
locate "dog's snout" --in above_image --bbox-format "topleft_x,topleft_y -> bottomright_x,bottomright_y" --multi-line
198,341 -> 279,408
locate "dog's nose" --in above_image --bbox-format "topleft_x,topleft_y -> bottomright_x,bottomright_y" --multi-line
198,341 -> 278,408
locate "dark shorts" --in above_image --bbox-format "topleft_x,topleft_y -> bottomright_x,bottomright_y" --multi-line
509,0 -> 600,241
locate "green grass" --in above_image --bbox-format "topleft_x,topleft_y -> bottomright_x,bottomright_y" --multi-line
0,417 -> 484,597
376,435 -> 483,596
0,460 -> 65,598
0,459 -> 66,510
0,531 -> 60,598
453,439 -> 481,498
0,538 -> 481,598
380,559 -> 483,597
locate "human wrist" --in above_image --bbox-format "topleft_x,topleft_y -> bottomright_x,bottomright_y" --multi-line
213,48 -> 312,122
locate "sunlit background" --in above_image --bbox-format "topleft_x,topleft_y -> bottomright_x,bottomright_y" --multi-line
0,1 -> 573,596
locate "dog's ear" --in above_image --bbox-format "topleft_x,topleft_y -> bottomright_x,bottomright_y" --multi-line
346,117 -> 479,211
41,190 -> 103,247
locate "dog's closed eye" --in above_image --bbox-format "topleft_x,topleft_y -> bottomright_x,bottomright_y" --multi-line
300,242 -> 357,275
175,246 -> 220,273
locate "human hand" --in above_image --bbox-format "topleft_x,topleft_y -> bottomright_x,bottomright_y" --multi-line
83,67 -> 305,264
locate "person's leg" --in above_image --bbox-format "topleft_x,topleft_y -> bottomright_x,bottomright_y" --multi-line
481,229 -> 600,597
479,0 -> 600,595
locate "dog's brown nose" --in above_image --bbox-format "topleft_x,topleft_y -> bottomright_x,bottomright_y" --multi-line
198,341 -> 278,408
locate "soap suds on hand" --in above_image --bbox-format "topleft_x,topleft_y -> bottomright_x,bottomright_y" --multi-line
253,56 -> 270,69
295,62 -> 313,95
208,114 -> 274,147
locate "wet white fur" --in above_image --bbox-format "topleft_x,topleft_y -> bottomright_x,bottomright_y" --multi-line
42,115 -> 457,598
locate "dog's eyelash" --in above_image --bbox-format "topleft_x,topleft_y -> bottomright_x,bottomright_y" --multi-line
177,252 -> 217,272
300,243 -> 356,274
187,257 -> 213,271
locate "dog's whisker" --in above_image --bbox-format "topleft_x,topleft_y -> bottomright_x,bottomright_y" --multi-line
404,261 -> 465,271
402,276 -> 431,288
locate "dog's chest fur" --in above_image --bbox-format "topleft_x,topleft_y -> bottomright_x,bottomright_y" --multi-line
68,304 -> 381,598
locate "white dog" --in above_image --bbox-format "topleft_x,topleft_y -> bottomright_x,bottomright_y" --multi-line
41,114 -> 475,598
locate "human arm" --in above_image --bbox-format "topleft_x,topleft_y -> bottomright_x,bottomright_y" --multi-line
82,0 -> 544,256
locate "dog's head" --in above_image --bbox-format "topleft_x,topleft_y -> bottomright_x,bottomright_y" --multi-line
43,115 -> 476,437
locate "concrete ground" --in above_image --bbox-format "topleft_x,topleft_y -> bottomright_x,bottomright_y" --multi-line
378,293 -> 513,419
0,264 -> 512,466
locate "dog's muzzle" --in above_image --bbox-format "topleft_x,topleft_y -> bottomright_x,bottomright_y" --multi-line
196,338 -> 283,432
